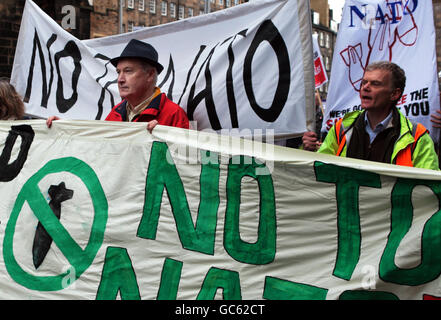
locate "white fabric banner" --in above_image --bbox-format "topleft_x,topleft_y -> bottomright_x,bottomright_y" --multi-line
11,0 -> 314,139
0,120 -> 441,300
323,0 -> 440,142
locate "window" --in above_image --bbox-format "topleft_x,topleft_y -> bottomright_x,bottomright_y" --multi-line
128,21 -> 134,32
312,11 -> 320,25
161,1 -> 167,16
128,0 -> 134,9
170,2 -> 176,18
188,7 -> 193,17
325,33 -> 331,48
149,0 -> 156,13
139,0 -> 145,11
219,0 -> 223,6
319,32 -> 324,47
178,5 -> 184,19
226,0 -> 231,7
325,56 -> 330,71
121,0 -> 125,7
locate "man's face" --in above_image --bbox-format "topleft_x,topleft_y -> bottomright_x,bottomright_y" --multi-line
359,69 -> 401,112
116,58 -> 155,105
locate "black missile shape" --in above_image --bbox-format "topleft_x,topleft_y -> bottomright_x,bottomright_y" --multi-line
32,182 -> 74,269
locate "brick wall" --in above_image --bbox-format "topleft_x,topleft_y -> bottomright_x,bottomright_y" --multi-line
2,0 -> 440,81
0,0 -> 92,78
90,0 -> 119,38
90,0 -> 206,38
0,0 -> 25,78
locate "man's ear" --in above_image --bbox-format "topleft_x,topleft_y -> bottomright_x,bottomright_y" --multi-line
148,68 -> 157,82
391,88 -> 403,102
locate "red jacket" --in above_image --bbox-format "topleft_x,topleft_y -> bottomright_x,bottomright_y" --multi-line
105,93 -> 189,129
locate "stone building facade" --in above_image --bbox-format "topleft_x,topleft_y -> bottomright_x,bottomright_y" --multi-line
0,0 -> 26,78
0,0 -> 93,78
91,0 -> 246,37
310,0 -> 338,97
0,0 -> 247,77
0,0 -> 440,83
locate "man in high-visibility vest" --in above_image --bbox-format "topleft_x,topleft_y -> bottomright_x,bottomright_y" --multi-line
304,61 -> 439,170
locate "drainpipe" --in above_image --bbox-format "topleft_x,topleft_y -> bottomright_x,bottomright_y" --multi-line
119,0 -> 123,33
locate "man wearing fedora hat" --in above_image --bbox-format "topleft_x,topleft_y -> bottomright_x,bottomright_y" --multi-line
47,39 -> 189,132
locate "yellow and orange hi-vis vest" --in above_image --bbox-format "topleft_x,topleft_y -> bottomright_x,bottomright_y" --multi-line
334,117 -> 428,167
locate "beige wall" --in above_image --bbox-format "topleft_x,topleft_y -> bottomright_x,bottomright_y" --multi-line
310,0 -> 330,27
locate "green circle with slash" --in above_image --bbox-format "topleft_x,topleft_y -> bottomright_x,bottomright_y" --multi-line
3,157 -> 108,291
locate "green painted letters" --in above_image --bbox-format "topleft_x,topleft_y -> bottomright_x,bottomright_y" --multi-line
380,178 -> 441,285
263,276 -> 328,300
157,258 -> 183,300
224,155 -> 276,265
137,142 -> 220,255
339,290 -> 399,300
314,161 -> 381,280
197,267 -> 242,300
96,246 -> 140,300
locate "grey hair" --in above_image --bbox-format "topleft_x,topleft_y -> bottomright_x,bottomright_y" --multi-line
365,61 -> 406,93
138,59 -> 158,84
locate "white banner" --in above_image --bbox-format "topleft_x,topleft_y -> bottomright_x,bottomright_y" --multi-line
323,0 -> 440,142
11,0 -> 314,139
0,120 -> 441,300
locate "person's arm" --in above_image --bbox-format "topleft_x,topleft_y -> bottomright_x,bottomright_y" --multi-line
430,93 -> 441,128
411,133 -> 440,170
430,109 -> 441,128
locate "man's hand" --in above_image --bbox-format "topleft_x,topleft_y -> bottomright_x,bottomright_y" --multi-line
46,116 -> 60,128
431,109 -> 441,128
302,131 -> 321,151
147,120 -> 158,133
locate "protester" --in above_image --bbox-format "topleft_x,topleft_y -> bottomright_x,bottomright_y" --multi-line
308,61 -> 439,170
429,91 -> 441,169
300,91 -> 325,150
429,92 -> 441,129
47,39 -> 189,132
0,77 -> 26,120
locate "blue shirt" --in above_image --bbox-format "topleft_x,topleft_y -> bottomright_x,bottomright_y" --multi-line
364,111 -> 393,144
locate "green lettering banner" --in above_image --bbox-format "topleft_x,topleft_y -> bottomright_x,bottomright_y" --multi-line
0,120 -> 441,300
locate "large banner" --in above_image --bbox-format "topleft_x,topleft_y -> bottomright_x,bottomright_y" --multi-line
323,0 -> 440,142
11,0 -> 314,139
0,120 -> 441,300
